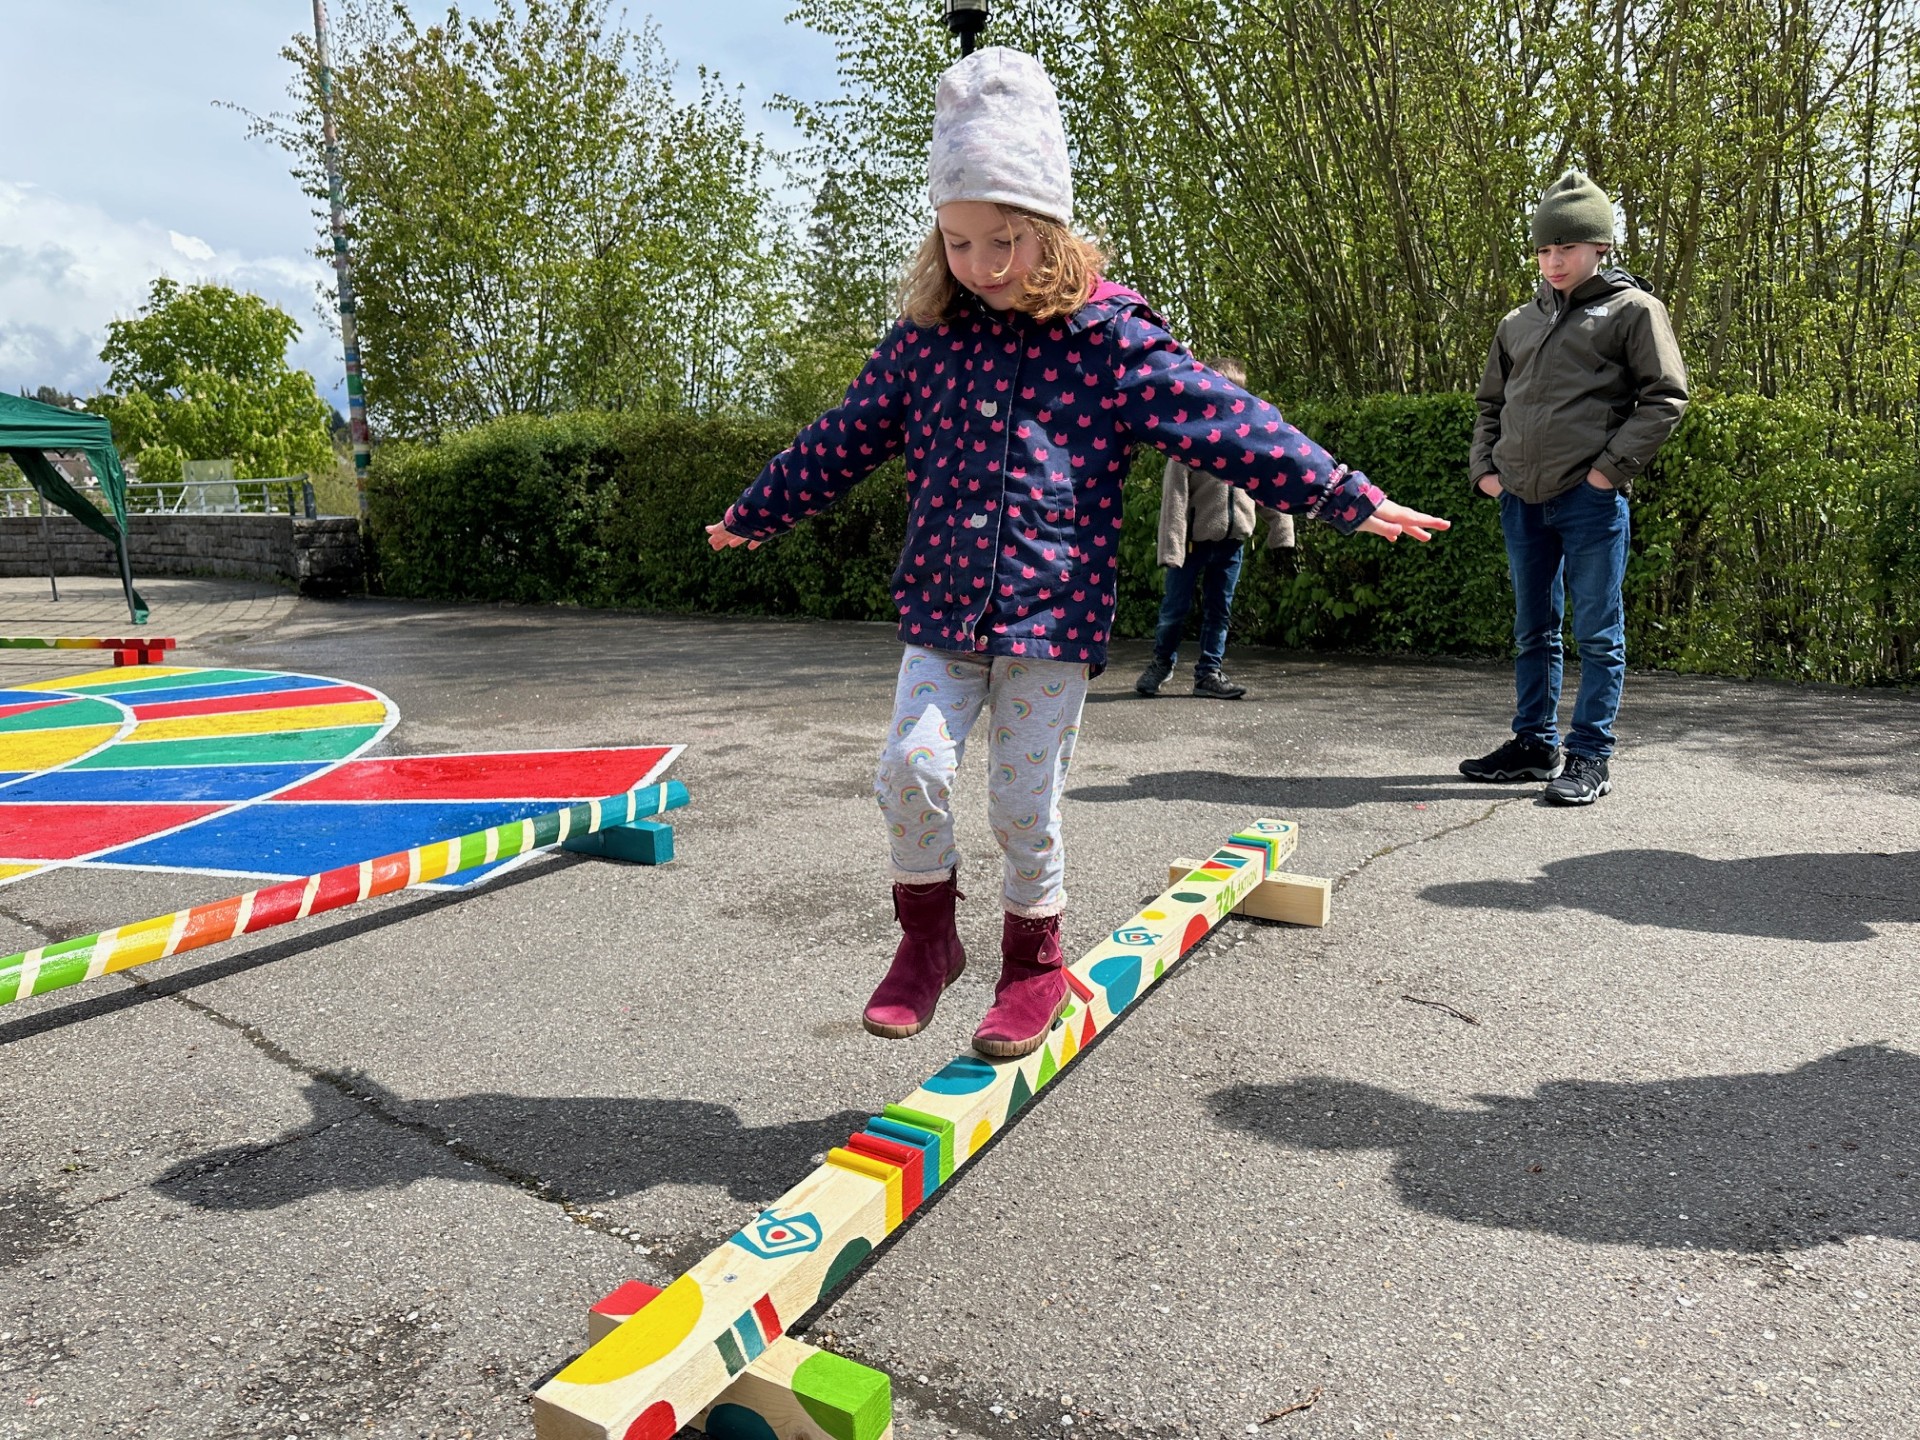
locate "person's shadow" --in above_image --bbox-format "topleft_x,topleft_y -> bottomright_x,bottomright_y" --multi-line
154,1075 -> 868,1214
1067,771 -> 1493,810
1421,849 -> 1920,942
1211,1045 -> 1920,1252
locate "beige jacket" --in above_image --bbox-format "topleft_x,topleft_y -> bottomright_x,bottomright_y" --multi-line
1157,458 -> 1295,567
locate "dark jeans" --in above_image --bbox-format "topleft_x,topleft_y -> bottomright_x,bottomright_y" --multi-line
1154,537 -> 1245,676
1500,482 -> 1630,759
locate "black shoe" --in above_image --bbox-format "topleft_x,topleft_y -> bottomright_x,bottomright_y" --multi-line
1193,670 -> 1247,699
1135,658 -> 1173,696
1460,736 -> 1564,782
1545,754 -> 1610,805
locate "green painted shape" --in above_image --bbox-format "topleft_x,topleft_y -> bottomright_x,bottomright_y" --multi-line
529,809 -> 562,849
69,725 -> 383,769
1035,1044 -> 1057,1088
818,1237 -> 873,1302
456,830 -> 489,873
1005,1067 -> 1033,1124
1154,958 -> 1166,979
882,1104 -> 955,1183
66,668 -> 274,695
24,936 -> 101,999
0,697 -> 124,733
793,1349 -> 894,1440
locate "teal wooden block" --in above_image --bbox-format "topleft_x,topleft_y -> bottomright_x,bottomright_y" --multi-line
563,818 -> 674,865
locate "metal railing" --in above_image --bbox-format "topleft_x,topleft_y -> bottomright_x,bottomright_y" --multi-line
1,476 -> 318,520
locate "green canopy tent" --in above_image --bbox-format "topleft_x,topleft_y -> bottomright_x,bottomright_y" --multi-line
1,391 -> 147,624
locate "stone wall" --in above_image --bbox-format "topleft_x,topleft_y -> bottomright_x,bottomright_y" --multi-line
0,514 -> 364,594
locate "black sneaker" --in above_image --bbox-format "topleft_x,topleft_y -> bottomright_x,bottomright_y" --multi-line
1135,658 -> 1173,696
1545,754 -> 1611,805
1460,736 -> 1564,782
1193,670 -> 1247,699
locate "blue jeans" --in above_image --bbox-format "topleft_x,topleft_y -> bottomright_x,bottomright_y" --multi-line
1154,537 -> 1245,676
1501,483 -> 1630,759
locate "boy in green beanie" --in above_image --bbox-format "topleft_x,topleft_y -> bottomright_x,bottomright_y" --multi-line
1461,170 -> 1689,804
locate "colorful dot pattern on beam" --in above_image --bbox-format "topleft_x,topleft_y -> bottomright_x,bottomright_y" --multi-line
531,820 -> 1297,1440
0,665 -> 682,891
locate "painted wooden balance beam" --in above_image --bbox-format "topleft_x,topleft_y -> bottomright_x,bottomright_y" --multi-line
1168,854 -> 1331,927
0,635 -> 177,665
0,781 -> 688,1008
531,818 -> 1301,1440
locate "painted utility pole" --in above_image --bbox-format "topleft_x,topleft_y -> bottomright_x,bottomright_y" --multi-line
312,0 -> 370,518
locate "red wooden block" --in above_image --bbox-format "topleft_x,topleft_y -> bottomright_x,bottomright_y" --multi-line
591,1279 -> 663,1325
845,1131 -> 924,1213
113,649 -> 139,667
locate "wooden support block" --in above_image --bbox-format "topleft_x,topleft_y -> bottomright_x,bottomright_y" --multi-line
1170,858 -> 1332,928
562,818 -> 674,865
113,648 -> 139,667
585,1282 -> 894,1440
532,821 -> 1297,1440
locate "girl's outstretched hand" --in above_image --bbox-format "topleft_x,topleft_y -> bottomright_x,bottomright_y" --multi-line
706,521 -> 760,551
1359,500 -> 1451,543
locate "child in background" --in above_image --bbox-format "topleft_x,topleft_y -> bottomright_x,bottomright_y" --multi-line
1135,356 -> 1295,700
709,48 -> 1447,1058
1461,170 -> 1688,804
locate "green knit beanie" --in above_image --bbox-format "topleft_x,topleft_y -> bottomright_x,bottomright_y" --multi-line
1530,170 -> 1616,247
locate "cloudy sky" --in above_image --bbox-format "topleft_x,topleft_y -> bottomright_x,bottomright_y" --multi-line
0,1 -> 843,410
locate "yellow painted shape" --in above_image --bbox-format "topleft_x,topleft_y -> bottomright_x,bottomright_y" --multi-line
103,914 -> 180,973
1057,1017 -> 1079,1063
128,700 -> 387,743
556,1273 -> 704,1386
969,1119 -> 992,1157
4,723 -> 121,770
0,864 -> 43,882
15,665 -> 193,690
826,1147 -> 902,1231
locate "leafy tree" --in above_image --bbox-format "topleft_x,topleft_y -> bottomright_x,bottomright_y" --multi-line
90,278 -> 336,486
250,0 -> 793,437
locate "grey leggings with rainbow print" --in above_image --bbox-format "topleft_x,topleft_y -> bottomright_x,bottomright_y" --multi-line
874,646 -> 1090,917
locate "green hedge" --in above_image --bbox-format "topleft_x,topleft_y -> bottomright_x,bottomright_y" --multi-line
366,397 -> 1920,684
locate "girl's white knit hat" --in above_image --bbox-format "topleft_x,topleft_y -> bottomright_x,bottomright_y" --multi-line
928,47 -> 1073,223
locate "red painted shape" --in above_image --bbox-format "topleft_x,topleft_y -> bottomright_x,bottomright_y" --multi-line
623,1400 -> 677,1440
752,1292 -> 784,1342
274,746 -> 675,803
0,697 -> 68,723
591,1279 -> 662,1321
0,804 -> 226,861
129,683 -> 376,722
1081,1009 -> 1096,1047
243,878 -> 310,932
1178,913 -> 1210,956
1063,969 -> 1094,1002
847,1132 -> 924,1212
310,863 -> 363,913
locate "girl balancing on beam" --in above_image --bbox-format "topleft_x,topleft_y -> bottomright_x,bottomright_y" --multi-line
709,47 -> 1448,1060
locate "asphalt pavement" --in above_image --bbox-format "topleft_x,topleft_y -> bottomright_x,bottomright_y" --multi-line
2,588 -> 1917,1440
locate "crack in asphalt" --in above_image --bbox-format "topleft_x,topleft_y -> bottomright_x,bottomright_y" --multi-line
1333,796 -> 1527,892
0,900 -> 59,946
129,975 -> 653,1253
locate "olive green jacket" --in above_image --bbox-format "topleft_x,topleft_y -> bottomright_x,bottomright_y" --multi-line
1469,268 -> 1689,503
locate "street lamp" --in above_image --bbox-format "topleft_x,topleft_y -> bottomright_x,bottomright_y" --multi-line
943,0 -> 989,56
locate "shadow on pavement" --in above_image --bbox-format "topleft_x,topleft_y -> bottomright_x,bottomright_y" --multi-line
153,1073 -> 868,1213
1421,848 -> 1920,941
1067,770 -> 1493,809
1211,1045 -> 1920,1253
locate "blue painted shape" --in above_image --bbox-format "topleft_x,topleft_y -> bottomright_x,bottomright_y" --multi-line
0,761 -> 330,803
705,1402 -> 780,1440
82,672 -> 343,706
1090,954 -> 1143,1012
731,1209 -> 822,1259
923,1055 -> 997,1095
63,668 -> 283,696
100,799 -> 575,878
733,1313 -> 766,1363
866,1118 -> 942,1189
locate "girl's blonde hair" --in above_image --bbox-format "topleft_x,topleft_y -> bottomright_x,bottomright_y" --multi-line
898,207 -> 1109,327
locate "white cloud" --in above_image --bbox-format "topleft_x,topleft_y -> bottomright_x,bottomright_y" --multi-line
0,180 -> 343,407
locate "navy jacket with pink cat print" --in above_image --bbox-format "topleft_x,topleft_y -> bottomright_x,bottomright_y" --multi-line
723,282 -> 1383,670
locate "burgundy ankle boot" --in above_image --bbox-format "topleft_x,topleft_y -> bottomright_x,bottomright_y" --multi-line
972,912 -> 1068,1058
862,873 -> 967,1039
